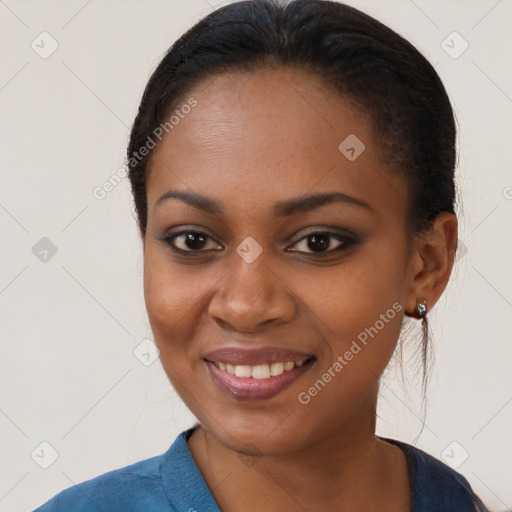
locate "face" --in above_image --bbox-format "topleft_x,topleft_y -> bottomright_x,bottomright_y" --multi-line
143,66 -> 413,456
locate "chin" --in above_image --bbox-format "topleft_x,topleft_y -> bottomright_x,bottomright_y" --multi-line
199,410 -> 317,457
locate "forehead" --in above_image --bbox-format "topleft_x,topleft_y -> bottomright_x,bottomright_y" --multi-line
146,66 -> 407,219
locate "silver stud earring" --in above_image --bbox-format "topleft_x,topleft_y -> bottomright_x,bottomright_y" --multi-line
413,298 -> 427,319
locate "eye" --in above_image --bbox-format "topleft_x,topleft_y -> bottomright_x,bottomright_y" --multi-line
160,230 -> 223,253
286,230 -> 356,255
159,228 -> 358,257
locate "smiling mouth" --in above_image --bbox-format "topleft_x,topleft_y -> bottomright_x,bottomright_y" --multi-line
208,358 -> 314,379
204,355 -> 316,401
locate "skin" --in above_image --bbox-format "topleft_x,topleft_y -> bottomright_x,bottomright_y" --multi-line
141,66 -> 458,511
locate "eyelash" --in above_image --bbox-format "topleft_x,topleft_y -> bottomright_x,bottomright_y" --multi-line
159,228 -> 358,257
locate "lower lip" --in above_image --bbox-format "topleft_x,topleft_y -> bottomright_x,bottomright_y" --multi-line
206,360 -> 313,401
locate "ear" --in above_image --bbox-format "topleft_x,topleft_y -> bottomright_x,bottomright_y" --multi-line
405,212 -> 458,316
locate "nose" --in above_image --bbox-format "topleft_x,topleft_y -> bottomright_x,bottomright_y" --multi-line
208,249 -> 296,333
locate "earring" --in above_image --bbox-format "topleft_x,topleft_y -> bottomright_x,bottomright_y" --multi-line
413,298 -> 427,319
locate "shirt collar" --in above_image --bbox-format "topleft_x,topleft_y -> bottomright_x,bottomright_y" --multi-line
161,426 -> 221,511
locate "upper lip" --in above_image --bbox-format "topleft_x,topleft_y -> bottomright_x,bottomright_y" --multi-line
203,347 -> 315,366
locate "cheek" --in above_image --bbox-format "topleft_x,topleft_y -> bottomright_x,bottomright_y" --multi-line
144,256 -> 185,330
288,256 -> 405,440
143,247 -> 199,361
300,240 -> 406,338
142,244 -> 227,388
296,238 -> 407,387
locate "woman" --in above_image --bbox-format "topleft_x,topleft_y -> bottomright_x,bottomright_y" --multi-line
34,0 -> 490,510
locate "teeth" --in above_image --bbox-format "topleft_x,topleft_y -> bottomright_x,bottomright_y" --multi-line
270,362 -> 284,376
252,364 -> 271,379
215,360 -> 308,378
234,365 -> 252,378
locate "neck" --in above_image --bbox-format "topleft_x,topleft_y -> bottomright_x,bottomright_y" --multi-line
187,391 -> 411,511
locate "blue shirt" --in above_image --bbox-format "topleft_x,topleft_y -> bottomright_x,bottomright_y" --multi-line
34,427 -> 489,511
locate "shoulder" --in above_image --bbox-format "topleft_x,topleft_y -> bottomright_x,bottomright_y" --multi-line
381,437 -> 490,512
33,454 -> 167,511
32,431 -> 192,512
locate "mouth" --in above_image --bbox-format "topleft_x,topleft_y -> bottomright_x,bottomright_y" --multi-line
203,347 -> 316,401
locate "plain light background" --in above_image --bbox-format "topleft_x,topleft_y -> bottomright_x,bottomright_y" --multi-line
0,0 -> 511,510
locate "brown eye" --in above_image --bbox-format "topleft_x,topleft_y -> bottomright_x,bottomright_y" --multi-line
162,230 -> 223,253
287,231 -> 356,255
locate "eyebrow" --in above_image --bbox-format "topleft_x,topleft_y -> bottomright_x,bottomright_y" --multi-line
155,190 -> 372,216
